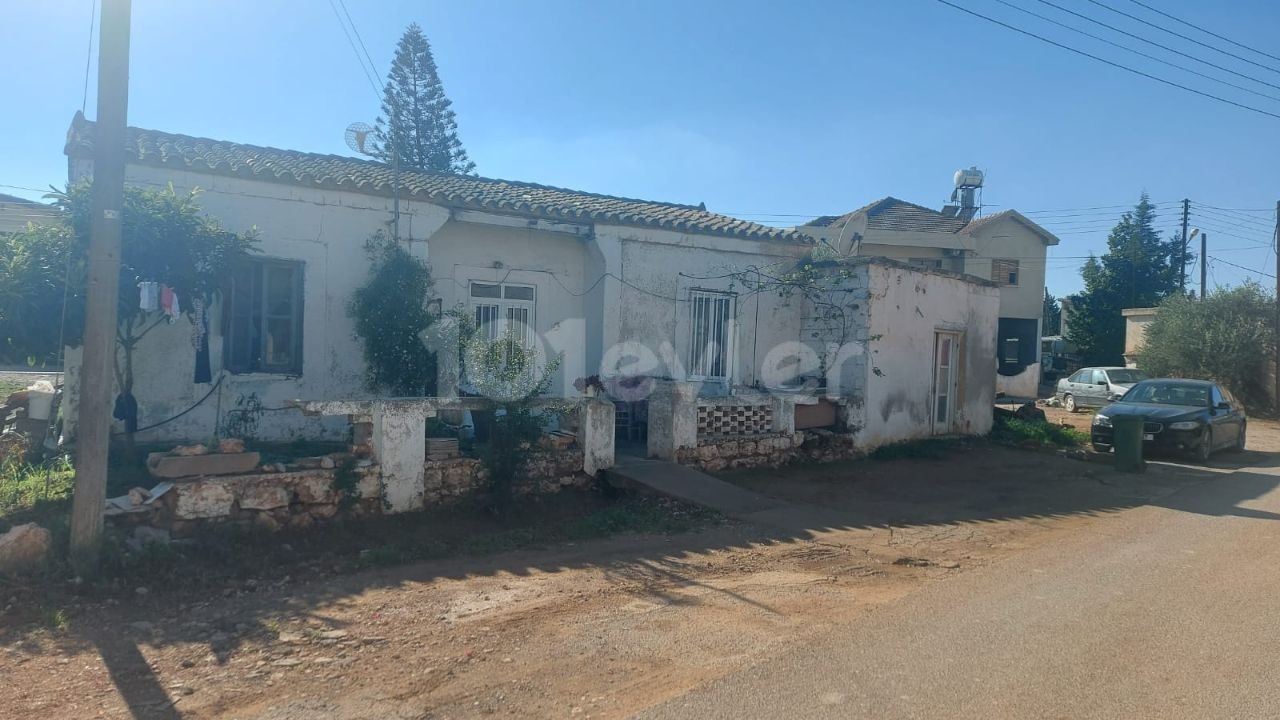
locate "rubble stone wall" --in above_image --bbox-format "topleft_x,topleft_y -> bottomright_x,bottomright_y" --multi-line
676,430 -> 862,472
424,449 -> 590,504
110,448 -> 593,537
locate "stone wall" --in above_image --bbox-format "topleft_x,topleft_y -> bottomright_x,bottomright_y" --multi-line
676,430 -> 862,472
109,447 -> 593,537
107,464 -> 382,538
423,449 -> 591,504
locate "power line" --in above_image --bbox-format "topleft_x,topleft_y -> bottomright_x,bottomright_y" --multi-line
1127,0 -> 1280,66
336,0 -> 382,90
1035,0 -> 1280,94
993,0 -> 1280,104
1191,208 -> 1276,233
930,0 -> 1280,121
1089,0 -> 1280,76
1210,255 -> 1276,279
80,0 -> 97,113
325,0 -> 381,100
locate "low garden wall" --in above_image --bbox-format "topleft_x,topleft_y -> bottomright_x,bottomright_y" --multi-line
108,447 -> 594,537
423,449 -> 590,504
676,429 -> 861,472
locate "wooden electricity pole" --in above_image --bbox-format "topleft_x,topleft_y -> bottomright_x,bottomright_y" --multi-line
1180,198 -> 1190,294
1274,200 -> 1279,413
69,0 -> 131,574
1200,232 -> 1208,301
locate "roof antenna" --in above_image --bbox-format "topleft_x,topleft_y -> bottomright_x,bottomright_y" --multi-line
346,121 -> 400,240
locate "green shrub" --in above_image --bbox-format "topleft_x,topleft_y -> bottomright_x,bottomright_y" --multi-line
1138,283 -> 1276,413
993,416 -> 1088,447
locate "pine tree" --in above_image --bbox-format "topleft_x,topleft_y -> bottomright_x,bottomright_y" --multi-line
373,23 -> 475,175
1042,289 -> 1062,336
1066,194 -> 1182,365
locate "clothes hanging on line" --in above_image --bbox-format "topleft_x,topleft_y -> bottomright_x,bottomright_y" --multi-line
160,286 -> 181,322
190,297 -> 206,351
193,307 -> 212,384
138,281 -> 159,312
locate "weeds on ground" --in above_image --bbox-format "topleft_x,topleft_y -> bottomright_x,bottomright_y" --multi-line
0,455 -> 74,528
993,416 -> 1088,448
870,437 -> 960,461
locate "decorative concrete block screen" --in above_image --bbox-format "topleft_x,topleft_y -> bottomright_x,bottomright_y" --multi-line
697,402 -> 773,436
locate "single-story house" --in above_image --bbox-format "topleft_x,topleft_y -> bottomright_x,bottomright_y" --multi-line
0,192 -> 59,234
60,112 -> 999,455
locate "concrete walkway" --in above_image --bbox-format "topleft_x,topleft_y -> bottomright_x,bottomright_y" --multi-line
608,456 -> 856,533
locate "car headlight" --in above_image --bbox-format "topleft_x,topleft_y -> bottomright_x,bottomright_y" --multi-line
1093,415 -> 1112,427
1169,421 -> 1201,431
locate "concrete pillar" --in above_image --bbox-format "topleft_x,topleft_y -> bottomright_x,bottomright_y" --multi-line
372,401 -> 432,513
577,398 -> 616,475
647,381 -> 697,461
772,396 -> 796,434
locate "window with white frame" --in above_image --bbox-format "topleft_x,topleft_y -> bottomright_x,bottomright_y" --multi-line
688,290 -> 735,381
470,282 -> 536,344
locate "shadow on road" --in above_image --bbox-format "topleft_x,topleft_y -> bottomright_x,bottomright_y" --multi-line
5,443 -> 1277,718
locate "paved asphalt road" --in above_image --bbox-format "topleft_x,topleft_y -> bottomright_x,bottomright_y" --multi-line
642,458 -> 1280,720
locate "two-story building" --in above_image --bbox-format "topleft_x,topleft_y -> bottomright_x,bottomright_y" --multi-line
797,169 -> 1060,397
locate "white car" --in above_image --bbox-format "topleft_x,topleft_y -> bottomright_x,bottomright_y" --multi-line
1055,367 -> 1150,412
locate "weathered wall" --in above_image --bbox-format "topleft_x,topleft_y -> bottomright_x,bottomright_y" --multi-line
594,226 -> 807,391
962,220 -> 1048,323
1122,307 -> 1159,367
427,218 -> 590,394
858,262 -> 999,448
64,164 -> 449,442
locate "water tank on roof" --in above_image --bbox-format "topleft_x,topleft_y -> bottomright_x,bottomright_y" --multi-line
954,166 -> 984,189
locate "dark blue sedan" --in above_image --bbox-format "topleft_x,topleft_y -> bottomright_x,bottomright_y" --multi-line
1090,379 -> 1247,462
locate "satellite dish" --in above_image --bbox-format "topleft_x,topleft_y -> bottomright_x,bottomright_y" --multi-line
344,122 -> 375,156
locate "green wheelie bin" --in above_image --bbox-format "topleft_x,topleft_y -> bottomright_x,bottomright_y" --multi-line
1111,415 -> 1145,472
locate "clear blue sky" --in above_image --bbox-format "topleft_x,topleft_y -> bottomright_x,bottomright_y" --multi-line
5,0 -> 1279,297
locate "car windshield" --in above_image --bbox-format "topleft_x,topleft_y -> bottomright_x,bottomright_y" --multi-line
1123,382 -> 1209,407
1106,369 -> 1148,384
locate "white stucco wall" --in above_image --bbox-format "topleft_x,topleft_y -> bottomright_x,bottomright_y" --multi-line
427,218 -> 590,394
595,226 -> 807,392
856,262 -> 999,448
64,164 -> 449,442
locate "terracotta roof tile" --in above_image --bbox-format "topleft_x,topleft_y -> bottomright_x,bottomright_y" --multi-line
65,112 -> 808,244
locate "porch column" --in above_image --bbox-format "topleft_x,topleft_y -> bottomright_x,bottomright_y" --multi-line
372,400 -> 433,513
647,381 -> 697,461
771,396 -> 797,434
577,397 -> 616,475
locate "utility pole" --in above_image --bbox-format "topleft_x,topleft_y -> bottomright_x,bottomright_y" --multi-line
1200,232 -> 1208,301
69,0 -> 131,574
1274,200 -> 1279,413
1181,198 -> 1191,294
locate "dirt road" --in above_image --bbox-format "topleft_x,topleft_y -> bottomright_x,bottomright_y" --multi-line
5,427 -> 1277,719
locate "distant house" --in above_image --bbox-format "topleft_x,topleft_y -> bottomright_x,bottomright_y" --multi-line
0,192 -> 57,234
1121,307 -> 1159,368
60,112 -> 999,453
797,170 -> 1060,398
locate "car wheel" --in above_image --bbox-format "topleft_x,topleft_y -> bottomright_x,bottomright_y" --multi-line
1064,394 -> 1077,413
1235,422 -> 1247,452
1197,428 -> 1214,464
1092,443 -> 1111,454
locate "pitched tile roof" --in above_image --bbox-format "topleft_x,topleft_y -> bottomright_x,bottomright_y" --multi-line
802,197 -> 1059,244
961,209 -> 1060,245
812,197 -> 970,233
64,112 -> 807,243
